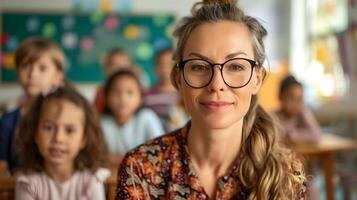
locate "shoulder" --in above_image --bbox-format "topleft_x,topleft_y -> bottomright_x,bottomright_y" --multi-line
0,107 -> 21,126
137,108 -> 158,118
16,172 -> 47,194
76,168 -> 111,183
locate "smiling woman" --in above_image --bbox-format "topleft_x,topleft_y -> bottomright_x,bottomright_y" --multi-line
116,0 -> 307,199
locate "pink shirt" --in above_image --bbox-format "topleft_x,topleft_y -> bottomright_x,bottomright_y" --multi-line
15,168 -> 110,200
275,107 -> 321,144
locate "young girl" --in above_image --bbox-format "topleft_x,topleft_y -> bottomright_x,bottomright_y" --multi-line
101,70 -> 164,166
15,87 -> 110,200
275,75 -> 321,145
0,37 -> 67,174
94,48 -> 150,114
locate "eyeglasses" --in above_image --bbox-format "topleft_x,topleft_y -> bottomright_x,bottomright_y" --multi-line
177,58 -> 257,88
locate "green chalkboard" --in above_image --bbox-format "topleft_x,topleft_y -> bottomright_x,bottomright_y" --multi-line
0,12 -> 174,83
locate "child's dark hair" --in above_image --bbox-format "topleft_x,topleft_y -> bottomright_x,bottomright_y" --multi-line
16,87 -> 109,173
279,75 -> 303,98
103,69 -> 144,115
102,47 -> 132,69
155,47 -> 173,64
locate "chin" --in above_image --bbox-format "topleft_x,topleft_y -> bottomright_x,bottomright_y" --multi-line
193,115 -> 240,130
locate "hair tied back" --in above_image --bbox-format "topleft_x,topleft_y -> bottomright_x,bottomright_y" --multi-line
202,0 -> 238,4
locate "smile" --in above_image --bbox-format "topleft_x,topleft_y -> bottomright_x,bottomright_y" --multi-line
200,101 -> 234,111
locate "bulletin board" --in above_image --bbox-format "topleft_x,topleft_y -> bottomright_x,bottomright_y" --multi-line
0,12 -> 175,83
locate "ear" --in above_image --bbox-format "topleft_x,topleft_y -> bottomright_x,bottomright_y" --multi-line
251,67 -> 266,95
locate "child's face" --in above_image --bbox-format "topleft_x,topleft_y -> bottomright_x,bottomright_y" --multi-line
105,53 -> 132,76
35,99 -> 85,169
18,53 -> 64,98
156,51 -> 173,83
280,85 -> 303,117
107,76 -> 142,120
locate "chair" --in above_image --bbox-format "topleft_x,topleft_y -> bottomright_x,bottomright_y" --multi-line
0,176 -> 16,200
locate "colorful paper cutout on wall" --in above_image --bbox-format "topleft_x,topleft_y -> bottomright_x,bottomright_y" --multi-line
124,25 -> 139,40
42,23 -> 57,38
62,16 -> 75,30
1,33 -> 9,46
6,37 -> 18,51
100,0 -> 112,13
4,53 -> 15,69
104,15 -> 119,30
91,10 -> 105,25
80,36 -> 94,51
136,43 -> 153,60
62,32 -> 78,49
153,15 -> 170,27
27,17 -> 40,33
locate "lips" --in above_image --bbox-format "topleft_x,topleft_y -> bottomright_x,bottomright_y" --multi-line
200,101 -> 233,111
48,147 -> 66,157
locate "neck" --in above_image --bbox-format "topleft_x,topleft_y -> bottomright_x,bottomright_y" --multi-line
114,114 -> 131,126
45,162 -> 74,183
187,120 -> 243,177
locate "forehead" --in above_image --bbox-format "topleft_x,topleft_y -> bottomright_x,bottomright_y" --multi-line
41,99 -> 84,120
183,21 -> 254,60
112,75 -> 140,89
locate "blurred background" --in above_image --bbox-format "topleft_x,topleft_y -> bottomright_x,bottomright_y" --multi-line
0,0 -> 356,199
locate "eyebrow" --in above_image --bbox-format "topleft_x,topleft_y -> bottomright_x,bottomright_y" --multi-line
187,51 -> 248,61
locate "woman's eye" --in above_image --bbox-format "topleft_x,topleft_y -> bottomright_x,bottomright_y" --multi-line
227,64 -> 245,71
191,64 -> 210,71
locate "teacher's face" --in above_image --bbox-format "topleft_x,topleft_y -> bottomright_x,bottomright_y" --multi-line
177,21 -> 264,130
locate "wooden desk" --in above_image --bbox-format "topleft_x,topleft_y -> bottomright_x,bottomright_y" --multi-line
292,134 -> 357,200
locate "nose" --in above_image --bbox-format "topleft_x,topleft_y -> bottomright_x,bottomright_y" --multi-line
27,65 -> 38,79
207,65 -> 226,92
52,128 -> 65,144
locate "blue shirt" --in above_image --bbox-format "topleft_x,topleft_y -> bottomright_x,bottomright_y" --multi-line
101,108 -> 165,155
0,107 -> 21,174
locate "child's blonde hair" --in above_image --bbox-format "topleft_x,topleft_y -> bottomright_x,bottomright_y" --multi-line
16,87 -> 109,173
15,37 -> 66,72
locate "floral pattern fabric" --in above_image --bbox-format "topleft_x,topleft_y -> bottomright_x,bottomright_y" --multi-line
116,123 -> 307,199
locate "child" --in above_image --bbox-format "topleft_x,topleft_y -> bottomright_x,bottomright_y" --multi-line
0,37 -> 66,174
94,48 -> 150,114
275,75 -> 321,145
101,70 -> 164,166
144,48 -> 181,131
15,87 -> 110,200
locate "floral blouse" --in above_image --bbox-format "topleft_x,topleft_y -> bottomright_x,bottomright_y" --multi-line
116,123 -> 307,199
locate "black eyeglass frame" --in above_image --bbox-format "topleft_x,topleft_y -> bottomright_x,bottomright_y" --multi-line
177,58 -> 257,89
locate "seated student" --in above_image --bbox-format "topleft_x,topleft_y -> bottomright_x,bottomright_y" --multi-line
144,48 -> 181,131
101,70 -> 164,166
15,87 -> 110,200
94,48 -> 150,114
275,75 -> 321,145
0,37 -> 66,174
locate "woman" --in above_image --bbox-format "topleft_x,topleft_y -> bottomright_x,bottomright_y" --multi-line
116,0 -> 307,199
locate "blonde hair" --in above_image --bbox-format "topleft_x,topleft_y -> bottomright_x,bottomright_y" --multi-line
15,37 -> 66,72
171,1 -> 306,199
